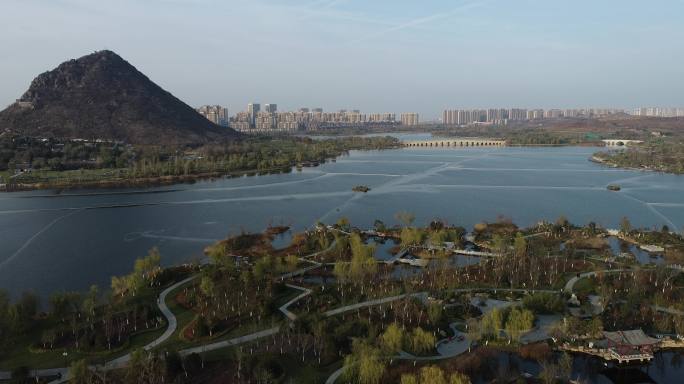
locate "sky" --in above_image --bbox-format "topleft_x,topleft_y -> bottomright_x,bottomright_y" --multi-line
1,0 -> 684,119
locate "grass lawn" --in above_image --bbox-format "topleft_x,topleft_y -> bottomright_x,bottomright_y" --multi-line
573,277 -> 597,296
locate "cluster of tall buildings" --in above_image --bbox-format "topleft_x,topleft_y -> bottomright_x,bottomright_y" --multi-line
197,102 -> 684,133
631,107 -> 684,118
196,105 -> 229,127
442,108 -> 625,125
225,103 -> 406,133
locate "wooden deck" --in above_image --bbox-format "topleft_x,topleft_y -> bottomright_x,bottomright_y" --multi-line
560,344 -> 654,363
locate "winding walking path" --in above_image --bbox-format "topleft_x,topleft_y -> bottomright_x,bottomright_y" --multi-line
563,267 -> 684,318
324,287 -> 558,318
104,275 -> 199,369
178,327 -> 281,357
39,275 -> 202,383
9,230 -> 683,383
36,241 -> 339,382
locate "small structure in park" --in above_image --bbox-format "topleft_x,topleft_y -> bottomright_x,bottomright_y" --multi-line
640,244 -> 665,253
602,329 -> 659,363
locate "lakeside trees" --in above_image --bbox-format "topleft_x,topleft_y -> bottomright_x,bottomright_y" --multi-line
594,140 -> 684,174
2,136 -> 399,189
111,247 -> 162,299
3,217 -> 684,382
401,366 -> 471,384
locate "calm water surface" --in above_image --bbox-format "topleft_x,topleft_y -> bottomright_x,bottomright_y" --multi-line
2,141 -> 684,298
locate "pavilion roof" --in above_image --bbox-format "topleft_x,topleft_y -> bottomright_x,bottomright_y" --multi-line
603,329 -> 659,346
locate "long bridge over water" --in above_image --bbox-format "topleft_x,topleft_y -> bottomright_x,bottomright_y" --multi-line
402,138 -> 643,148
602,139 -> 643,147
403,138 -> 507,148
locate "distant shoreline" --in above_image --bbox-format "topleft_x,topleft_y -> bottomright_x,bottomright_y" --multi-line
1,165 -> 299,193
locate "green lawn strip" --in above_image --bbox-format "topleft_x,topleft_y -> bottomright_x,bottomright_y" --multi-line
572,277 -> 597,296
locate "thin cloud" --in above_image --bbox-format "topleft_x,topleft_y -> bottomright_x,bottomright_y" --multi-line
319,0 -> 348,9
346,0 -> 488,44
296,2 -> 397,28
303,0 -> 349,11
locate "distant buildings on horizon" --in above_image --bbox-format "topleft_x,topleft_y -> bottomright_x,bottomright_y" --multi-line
220,103 -> 408,134
196,105 -> 229,127
442,107 -> 684,125
196,103 -> 684,132
632,107 -> 684,118
442,108 -> 628,125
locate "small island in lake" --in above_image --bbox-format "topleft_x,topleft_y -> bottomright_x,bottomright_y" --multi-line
352,185 -> 371,192
607,184 -> 621,191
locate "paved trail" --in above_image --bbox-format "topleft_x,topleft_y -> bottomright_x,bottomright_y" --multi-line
8,241 -> 338,383
179,327 -> 281,356
104,275 -> 199,370
10,233 -> 683,383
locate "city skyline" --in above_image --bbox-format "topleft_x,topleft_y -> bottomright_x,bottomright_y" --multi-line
212,102 -> 684,122
2,0 -> 684,118
197,102 -> 684,133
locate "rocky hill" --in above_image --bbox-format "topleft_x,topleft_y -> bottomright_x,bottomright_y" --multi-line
0,50 -> 237,145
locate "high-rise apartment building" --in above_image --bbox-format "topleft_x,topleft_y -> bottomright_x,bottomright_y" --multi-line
545,109 -> 563,119
367,113 -> 395,123
508,108 -> 528,121
196,105 -> 229,126
264,104 -> 277,113
400,113 -> 419,126
247,103 -> 261,125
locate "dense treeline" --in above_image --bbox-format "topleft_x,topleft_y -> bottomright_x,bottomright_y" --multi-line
0,135 -> 399,187
594,139 -> 684,174
126,136 -> 399,179
0,136 -> 130,171
433,126 -> 605,146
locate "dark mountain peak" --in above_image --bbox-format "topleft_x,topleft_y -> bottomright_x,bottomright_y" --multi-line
20,50 -> 138,106
1,50 -> 237,145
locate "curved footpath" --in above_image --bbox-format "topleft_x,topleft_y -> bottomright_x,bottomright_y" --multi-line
5,242 -> 682,382
324,292 -> 558,384
564,267 -> 684,319
324,267 -> 684,384
564,266 -> 684,294
104,275 -> 199,370
17,243 -> 336,383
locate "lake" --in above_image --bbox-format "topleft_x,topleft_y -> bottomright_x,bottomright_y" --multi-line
2,139 -> 684,298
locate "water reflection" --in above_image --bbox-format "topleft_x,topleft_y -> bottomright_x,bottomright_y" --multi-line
3,145 -> 684,297
606,236 -> 665,265
468,351 -> 684,384
367,238 -> 481,277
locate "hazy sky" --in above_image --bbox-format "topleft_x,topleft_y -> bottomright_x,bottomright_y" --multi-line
2,0 -> 683,118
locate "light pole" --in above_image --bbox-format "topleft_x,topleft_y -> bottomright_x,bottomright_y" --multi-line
61,351 -> 68,379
